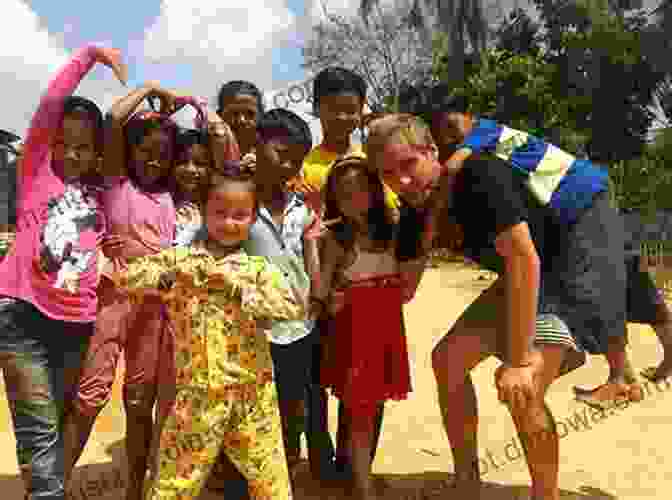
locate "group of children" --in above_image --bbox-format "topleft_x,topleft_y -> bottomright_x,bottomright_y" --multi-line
0,45 -> 416,500
0,42 -> 671,500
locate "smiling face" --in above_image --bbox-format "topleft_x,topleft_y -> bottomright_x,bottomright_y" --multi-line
255,138 -> 307,190
332,167 -> 372,219
318,92 -> 364,144
129,128 -> 174,186
53,115 -> 98,179
377,142 -> 441,208
218,94 -> 259,152
204,181 -> 257,247
174,143 -> 210,196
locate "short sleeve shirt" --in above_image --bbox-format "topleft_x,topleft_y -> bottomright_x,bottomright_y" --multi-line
448,156 -> 555,273
242,193 -> 314,344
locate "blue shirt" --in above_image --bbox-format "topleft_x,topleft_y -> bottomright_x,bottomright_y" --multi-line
459,119 -> 609,225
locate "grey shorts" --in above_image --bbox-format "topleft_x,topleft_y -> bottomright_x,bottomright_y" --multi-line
539,191 -> 627,354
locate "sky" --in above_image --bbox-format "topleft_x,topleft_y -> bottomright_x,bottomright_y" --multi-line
0,0 -> 662,144
1,0 -> 393,144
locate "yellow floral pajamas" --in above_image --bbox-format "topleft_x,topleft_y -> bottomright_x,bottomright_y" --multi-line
120,245 -> 304,500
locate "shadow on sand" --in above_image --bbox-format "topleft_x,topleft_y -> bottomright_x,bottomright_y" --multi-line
0,441 -> 618,500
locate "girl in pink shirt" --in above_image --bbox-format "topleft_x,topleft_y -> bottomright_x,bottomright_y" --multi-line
63,84 -> 184,500
0,45 -> 125,500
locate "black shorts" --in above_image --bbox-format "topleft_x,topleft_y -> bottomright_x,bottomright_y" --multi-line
270,328 -> 318,402
626,256 -> 665,324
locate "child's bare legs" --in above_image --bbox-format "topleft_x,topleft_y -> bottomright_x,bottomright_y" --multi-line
63,409 -> 100,490
123,385 -> 156,500
123,298 -> 165,500
335,400 -> 383,476
343,403 -> 383,500
643,300 -> 672,381
574,334 -> 644,407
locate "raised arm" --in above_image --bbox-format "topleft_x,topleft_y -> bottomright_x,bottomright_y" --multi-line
103,83 -> 158,177
21,45 -> 125,198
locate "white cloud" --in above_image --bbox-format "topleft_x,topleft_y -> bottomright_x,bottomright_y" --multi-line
141,0 -> 327,141
0,0 -> 126,139
142,0 -> 296,102
0,0 -> 68,137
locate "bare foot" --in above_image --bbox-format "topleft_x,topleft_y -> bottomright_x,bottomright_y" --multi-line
641,363 -> 672,383
573,382 -> 643,408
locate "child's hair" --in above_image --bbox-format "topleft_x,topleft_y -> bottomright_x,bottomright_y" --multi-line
204,159 -> 258,205
364,113 -> 436,167
397,84 -> 470,124
62,96 -> 104,151
176,127 -> 210,158
257,108 -> 312,150
124,110 -> 178,147
323,155 -> 396,252
216,80 -> 265,115
312,67 -> 367,115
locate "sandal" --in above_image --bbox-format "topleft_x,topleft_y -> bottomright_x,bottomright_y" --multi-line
573,382 -> 643,409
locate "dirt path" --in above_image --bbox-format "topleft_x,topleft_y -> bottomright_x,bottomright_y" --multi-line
0,264 -> 670,499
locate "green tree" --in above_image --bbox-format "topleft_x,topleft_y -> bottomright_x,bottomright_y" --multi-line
433,46 -> 590,153
430,0 -> 665,162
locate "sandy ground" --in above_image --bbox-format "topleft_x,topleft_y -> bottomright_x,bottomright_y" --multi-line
0,264 -> 671,499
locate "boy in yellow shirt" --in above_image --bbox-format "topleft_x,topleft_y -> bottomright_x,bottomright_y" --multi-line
301,68 -> 398,210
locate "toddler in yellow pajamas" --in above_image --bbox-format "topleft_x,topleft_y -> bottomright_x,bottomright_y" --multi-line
117,165 -> 307,500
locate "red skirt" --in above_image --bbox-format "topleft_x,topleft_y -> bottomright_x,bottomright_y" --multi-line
321,274 -> 412,417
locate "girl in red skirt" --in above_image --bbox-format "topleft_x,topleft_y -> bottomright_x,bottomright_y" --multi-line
314,155 -> 411,500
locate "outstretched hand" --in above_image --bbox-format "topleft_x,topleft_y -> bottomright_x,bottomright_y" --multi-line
93,47 -> 127,86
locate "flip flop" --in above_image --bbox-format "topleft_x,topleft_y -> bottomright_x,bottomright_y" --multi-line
573,382 -> 642,409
